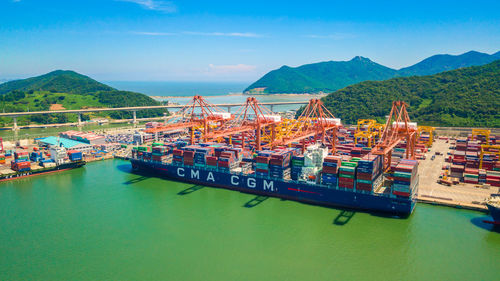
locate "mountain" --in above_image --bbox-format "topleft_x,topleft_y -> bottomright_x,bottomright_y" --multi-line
396,51 -> 500,76
245,56 -> 396,94
0,70 -> 114,95
0,70 -> 165,125
321,60 -> 500,127
245,50 -> 500,94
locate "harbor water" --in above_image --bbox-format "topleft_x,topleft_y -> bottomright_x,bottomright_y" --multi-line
0,159 -> 499,280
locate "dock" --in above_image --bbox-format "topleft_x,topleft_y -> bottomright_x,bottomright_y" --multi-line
416,139 -> 498,212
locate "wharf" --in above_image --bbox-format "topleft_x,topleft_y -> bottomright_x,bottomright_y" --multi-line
416,139 -> 498,212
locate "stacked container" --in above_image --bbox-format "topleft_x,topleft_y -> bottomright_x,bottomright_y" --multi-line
321,156 -> 341,187
255,151 -> 272,176
218,151 -> 237,172
356,154 -> 383,193
183,151 -> 195,166
30,152 -> 43,162
206,156 -> 218,168
291,155 -> 305,180
11,160 -> 31,172
339,160 -> 357,189
392,159 -> 419,197
0,153 -> 5,164
14,151 -> 29,161
173,149 -> 183,164
269,151 -> 291,179
463,168 -> 479,184
67,150 -> 83,161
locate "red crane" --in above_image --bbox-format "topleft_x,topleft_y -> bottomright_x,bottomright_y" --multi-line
371,101 -> 417,172
265,99 -> 340,153
144,95 -> 231,144
203,97 -> 280,151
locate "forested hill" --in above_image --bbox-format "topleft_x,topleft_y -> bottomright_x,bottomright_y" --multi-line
0,70 -> 114,95
321,60 -> 500,127
245,56 -> 396,94
0,70 -> 164,125
245,50 -> 500,94
396,50 -> 500,76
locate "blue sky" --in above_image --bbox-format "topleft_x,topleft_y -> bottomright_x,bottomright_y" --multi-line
1,0 -> 499,81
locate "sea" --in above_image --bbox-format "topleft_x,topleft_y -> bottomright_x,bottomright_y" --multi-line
0,81 -> 322,140
0,159 -> 498,280
106,81 -> 323,111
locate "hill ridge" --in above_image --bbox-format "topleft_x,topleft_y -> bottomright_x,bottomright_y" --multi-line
245,50 -> 500,94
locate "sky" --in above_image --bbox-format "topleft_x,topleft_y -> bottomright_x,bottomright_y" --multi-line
1,0 -> 499,81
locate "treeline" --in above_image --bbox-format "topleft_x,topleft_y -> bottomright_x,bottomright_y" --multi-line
321,60 -> 500,127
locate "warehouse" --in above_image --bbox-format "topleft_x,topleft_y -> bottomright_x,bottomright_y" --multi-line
37,136 -> 93,153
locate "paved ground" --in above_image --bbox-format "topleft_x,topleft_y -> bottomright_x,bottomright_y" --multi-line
417,139 -> 499,210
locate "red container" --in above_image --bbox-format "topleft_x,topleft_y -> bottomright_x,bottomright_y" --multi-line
255,156 -> 269,164
393,191 -> 410,197
322,166 -> 338,174
173,149 -> 183,156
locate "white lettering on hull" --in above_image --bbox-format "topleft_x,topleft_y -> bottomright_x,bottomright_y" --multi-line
247,178 -> 256,188
207,172 -> 215,182
177,167 -> 185,177
263,180 -> 275,192
231,175 -> 239,185
191,169 -> 200,179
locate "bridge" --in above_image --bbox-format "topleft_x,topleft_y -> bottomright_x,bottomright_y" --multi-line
0,101 -> 308,130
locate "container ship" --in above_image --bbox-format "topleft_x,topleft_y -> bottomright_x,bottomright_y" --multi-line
0,146 -> 86,182
129,98 -> 423,217
486,194 -> 500,225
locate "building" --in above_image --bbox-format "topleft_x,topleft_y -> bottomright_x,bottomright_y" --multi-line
59,131 -> 106,145
37,136 -> 93,153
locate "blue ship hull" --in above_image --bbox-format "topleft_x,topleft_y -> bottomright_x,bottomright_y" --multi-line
130,159 -> 416,217
487,203 -> 500,223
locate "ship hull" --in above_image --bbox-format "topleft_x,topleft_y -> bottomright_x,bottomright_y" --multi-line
486,203 -> 500,223
131,159 -> 416,217
0,161 -> 86,182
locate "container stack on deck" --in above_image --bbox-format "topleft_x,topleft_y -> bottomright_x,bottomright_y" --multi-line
392,160 -> 419,197
339,159 -> 357,190
321,156 -> 341,187
356,154 -> 383,193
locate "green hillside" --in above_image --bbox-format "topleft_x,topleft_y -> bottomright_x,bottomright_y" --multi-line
397,50 -> 500,76
245,50 -> 500,94
245,57 -> 396,94
321,60 -> 500,127
0,70 -> 166,125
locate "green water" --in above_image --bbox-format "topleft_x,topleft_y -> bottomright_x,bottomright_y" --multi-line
0,160 -> 499,281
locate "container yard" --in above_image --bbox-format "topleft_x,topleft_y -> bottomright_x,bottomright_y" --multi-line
1,96 -> 498,215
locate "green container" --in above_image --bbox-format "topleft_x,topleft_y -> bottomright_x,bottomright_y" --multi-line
152,143 -> 163,147
121,144 -> 127,148
356,179 -> 372,184
341,161 -> 357,167
394,172 -> 412,178
339,173 -> 354,179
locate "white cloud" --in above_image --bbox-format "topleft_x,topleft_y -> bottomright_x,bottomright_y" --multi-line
131,31 -> 176,36
184,31 -> 262,38
208,64 -> 257,73
305,33 -> 355,40
117,0 -> 177,13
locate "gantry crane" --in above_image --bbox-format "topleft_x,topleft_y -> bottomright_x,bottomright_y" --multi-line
143,96 -> 232,144
265,99 -> 341,153
371,101 -> 417,172
203,97 -> 281,151
417,126 -> 435,147
354,119 -> 384,148
471,129 -> 491,145
479,145 -> 500,169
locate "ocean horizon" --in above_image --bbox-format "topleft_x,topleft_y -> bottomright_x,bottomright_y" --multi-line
104,81 -> 251,97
